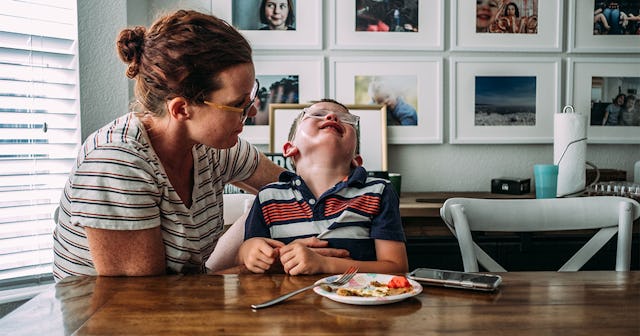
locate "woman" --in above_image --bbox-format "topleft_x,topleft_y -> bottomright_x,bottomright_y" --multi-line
502,2 -> 521,33
602,93 -> 626,126
52,10 -> 287,280
259,0 -> 295,30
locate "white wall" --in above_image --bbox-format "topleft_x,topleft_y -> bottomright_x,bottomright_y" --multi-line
77,1 -> 639,193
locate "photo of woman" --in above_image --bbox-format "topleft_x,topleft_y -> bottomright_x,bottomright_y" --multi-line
259,0 -> 296,30
476,0 -> 538,34
231,0 -> 296,31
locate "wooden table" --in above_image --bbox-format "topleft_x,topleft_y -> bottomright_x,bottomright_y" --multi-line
1,271 -> 639,335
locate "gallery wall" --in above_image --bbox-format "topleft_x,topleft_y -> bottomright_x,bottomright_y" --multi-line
78,0 -> 640,193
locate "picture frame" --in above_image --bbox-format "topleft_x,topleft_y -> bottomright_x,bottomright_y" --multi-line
329,0 -> 443,50
568,0 -> 640,53
330,56 -> 443,144
211,0 -> 322,50
241,56 -> 324,145
451,0 -> 563,52
567,58 -> 640,144
268,103 -> 388,171
450,57 -> 561,144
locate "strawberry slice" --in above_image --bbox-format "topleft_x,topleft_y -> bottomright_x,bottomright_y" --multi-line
387,276 -> 411,288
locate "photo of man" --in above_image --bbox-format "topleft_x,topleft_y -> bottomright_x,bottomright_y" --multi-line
355,75 -> 418,126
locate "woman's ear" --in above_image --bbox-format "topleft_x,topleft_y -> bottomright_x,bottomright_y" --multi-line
166,97 -> 190,121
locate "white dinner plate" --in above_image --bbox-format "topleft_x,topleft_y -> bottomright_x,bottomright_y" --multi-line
313,273 -> 423,305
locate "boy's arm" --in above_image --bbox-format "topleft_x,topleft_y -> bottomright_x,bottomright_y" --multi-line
238,237 -> 285,273
279,239 -> 408,275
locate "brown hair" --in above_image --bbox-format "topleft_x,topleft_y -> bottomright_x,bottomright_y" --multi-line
116,10 -> 252,116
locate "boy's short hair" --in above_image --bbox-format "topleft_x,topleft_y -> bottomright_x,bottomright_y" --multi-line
287,99 -> 360,155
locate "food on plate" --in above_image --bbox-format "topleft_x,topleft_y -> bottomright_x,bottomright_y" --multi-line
335,276 -> 413,297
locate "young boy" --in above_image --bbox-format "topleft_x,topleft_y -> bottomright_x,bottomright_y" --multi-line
238,99 -> 408,275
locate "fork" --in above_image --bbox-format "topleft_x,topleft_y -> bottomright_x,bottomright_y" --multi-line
251,266 -> 358,309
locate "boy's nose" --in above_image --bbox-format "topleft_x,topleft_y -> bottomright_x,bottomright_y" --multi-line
325,113 -> 339,122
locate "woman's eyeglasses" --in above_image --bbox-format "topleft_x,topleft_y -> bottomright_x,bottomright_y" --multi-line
204,79 -> 260,123
301,108 -> 360,127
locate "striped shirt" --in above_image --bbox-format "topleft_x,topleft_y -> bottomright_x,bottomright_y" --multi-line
53,113 -> 259,280
244,167 -> 405,261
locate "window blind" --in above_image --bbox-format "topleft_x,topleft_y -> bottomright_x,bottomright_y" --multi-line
0,0 -> 80,288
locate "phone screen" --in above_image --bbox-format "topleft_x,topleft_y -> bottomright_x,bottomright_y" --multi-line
408,268 -> 502,290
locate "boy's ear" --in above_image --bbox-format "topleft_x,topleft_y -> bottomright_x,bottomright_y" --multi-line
351,154 -> 363,168
283,141 -> 299,158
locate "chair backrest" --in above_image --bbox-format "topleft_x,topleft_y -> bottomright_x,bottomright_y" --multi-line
440,196 -> 640,272
223,193 -> 255,226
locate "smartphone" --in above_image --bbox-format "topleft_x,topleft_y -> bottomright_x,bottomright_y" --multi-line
407,268 -> 502,292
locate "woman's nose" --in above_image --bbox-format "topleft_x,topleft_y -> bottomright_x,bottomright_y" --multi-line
248,103 -> 258,118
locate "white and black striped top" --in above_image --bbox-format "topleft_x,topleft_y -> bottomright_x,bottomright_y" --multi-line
53,113 -> 259,280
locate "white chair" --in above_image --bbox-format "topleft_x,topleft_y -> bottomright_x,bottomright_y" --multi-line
205,193 -> 255,272
221,193 -> 255,227
440,196 -> 640,272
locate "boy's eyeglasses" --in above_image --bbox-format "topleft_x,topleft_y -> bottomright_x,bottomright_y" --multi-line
203,79 -> 260,123
301,108 -> 360,127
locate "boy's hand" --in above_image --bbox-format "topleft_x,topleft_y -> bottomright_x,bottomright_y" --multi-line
279,242 -> 325,275
238,237 -> 285,273
292,237 -> 351,258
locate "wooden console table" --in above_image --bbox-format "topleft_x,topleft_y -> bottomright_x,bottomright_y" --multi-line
399,191 -> 534,218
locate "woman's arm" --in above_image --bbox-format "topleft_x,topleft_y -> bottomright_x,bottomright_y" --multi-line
233,152 -> 285,194
86,226 -> 166,276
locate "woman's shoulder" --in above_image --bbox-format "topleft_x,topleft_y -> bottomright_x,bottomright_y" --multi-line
82,113 -> 149,155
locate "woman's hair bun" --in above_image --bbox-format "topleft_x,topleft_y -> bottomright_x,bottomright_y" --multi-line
116,26 -> 146,78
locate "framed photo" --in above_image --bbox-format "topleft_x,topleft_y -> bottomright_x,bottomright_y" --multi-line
269,104 -> 388,171
330,56 -> 443,144
241,56 -> 324,144
329,0 -> 443,50
568,0 -> 640,53
211,0 -> 322,50
451,0 -> 563,51
450,57 -> 561,144
567,58 -> 640,144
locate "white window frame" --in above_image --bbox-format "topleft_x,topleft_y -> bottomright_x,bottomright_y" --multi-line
0,0 -> 81,298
